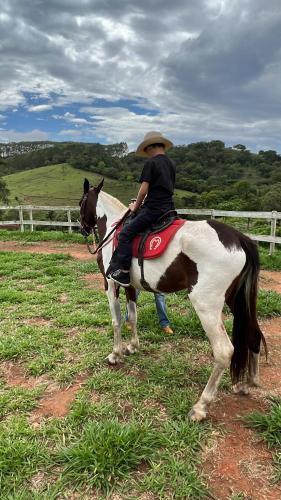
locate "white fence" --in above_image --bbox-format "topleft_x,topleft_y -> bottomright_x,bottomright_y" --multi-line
178,208 -> 281,254
0,205 -> 280,254
0,205 -> 80,233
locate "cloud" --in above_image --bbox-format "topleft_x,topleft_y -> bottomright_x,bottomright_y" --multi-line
58,129 -> 83,138
0,0 -> 281,149
28,104 -> 53,112
0,129 -> 49,142
52,112 -> 92,125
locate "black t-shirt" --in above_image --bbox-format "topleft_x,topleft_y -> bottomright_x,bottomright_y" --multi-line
139,154 -> 176,211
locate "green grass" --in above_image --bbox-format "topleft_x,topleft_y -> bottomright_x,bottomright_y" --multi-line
259,246 -> 281,270
3,163 -> 137,206
0,228 -> 84,242
245,398 -> 281,481
60,419 -> 164,493
0,417 -> 51,496
0,245 -> 279,498
257,289 -> 281,317
0,250 -> 211,498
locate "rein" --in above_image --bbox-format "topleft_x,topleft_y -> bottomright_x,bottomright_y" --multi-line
81,208 -> 131,255
84,225 -> 100,255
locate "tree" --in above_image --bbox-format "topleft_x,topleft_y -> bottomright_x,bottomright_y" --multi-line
262,184 -> 281,211
0,178 -> 9,204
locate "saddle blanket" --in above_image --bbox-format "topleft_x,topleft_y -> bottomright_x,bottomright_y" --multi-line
113,219 -> 185,259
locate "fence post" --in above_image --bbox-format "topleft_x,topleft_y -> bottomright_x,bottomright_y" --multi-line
270,211 -> 277,255
19,206 -> 24,233
67,209 -> 72,234
29,208 -> 34,232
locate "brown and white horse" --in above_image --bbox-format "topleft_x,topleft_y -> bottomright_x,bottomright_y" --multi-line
80,178 -> 266,421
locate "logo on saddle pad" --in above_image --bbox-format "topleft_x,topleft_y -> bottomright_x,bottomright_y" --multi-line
113,218 -> 186,259
149,236 -> 162,251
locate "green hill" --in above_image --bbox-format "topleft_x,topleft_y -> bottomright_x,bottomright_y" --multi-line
3,163 -> 188,207
3,164 -> 138,206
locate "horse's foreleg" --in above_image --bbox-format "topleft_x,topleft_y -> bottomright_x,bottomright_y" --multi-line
188,297 -> 234,421
124,287 -> 139,355
106,281 -> 123,364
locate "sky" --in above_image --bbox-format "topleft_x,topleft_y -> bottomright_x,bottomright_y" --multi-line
0,0 -> 281,152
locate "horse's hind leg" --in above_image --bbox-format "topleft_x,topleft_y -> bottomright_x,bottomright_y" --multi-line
247,352 -> 260,386
233,350 -> 260,394
124,287 -> 139,355
188,295 -> 234,421
106,281 -> 123,364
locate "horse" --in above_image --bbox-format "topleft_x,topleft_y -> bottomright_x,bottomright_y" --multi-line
79,178 -> 266,421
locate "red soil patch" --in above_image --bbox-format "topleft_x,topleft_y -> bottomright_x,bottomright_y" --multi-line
30,373 -> 88,421
259,317 -> 281,396
0,360 -> 49,389
203,315 -> 281,499
0,360 -> 88,421
0,240 -> 94,261
22,317 -> 51,327
59,292 -> 68,303
204,395 -> 281,500
82,272 -> 105,291
260,270 -> 281,294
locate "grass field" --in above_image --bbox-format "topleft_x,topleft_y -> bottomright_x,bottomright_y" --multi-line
3,164 -> 138,206
0,237 -> 280,498
3,163 -> 190,207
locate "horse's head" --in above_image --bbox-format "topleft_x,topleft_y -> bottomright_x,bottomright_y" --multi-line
79,177 -> 104,236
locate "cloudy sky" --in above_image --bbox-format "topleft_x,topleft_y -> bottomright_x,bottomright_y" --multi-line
0,0 -> 281,151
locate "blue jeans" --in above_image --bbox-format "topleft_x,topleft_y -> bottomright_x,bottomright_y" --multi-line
125,291 -> 170,328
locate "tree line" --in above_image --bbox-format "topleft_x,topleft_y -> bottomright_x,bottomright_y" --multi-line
0,140 -> 281,210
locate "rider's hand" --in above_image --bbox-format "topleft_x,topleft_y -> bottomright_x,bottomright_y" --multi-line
129,202 -> 136,212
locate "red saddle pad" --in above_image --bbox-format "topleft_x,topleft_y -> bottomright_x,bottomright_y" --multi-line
113,219 -> 185,259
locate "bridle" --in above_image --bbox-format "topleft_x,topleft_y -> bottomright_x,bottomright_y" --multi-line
79,191 -> 131,255
79,192 -> 100,254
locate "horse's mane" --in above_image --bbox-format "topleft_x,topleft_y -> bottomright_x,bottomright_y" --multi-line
100,191 -> 126,213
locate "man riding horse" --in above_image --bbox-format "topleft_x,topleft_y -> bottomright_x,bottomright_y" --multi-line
108,131 -> 175,287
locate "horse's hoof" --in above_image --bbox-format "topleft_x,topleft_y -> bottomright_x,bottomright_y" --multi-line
106,353 -> 121,365
248,377 -> 260,388
233,383 -> 250,395
123,344 -> 138,355
188,408 -> 206,422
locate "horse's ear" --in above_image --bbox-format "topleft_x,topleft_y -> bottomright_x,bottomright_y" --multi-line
96,178 -> 104,193
84,178 -> 90,194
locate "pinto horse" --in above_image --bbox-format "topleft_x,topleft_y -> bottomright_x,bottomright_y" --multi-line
80,178 -> 266,421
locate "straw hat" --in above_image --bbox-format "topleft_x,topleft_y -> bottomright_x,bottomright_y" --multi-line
135,131 -> 173,157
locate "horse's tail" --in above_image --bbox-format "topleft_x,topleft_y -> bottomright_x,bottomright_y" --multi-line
226,234 -> 267,384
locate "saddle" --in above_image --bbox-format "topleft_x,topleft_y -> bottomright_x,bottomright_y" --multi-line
108,210 -> 185,290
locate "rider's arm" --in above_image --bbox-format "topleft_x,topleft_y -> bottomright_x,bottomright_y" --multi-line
130,182 -> 149,212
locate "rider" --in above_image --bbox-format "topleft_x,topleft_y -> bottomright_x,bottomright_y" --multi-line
109,131 -> 176,287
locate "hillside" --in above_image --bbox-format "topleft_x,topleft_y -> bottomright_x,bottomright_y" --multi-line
3,163 -> 189,206
3,164 -> 137,206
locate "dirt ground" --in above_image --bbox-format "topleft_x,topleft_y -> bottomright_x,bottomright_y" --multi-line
0,240 -> 280,499
0,240 -> 94,260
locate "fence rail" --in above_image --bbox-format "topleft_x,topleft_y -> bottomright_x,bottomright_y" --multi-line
0,205 -> 80,234
0,205 -> 280,253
